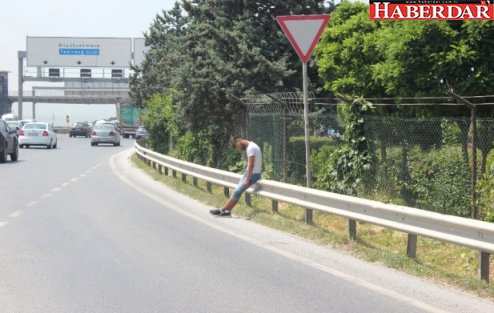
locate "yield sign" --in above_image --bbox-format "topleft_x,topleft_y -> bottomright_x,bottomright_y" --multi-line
276,15 -> 330,64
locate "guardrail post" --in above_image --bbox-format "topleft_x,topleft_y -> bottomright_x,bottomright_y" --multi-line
193,177 -> 198,187
272,200 -> 279,214
479,251 -> 490,283
158,164 -> 163,174
164,167 -> 169,176
223,187 -> 230,198
407,234 -> 417,259
348,219 -> 357,240
305,209 -> 313,225
245,193 -> 251,206
207,182 -> 212,193
181,173 -> 187,183
172,170 -> 177,178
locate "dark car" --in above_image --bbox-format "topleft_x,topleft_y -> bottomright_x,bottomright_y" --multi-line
135,126 -> 149,140
69,122 -> 92,138
0,120 -> 19,163
5,120 -> 22,136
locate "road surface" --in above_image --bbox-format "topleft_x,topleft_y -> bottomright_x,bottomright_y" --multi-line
0,135 -> 492,312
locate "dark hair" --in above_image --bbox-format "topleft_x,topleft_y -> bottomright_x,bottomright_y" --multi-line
232,136 -> 243,148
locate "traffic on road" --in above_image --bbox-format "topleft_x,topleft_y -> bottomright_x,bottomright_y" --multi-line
0,115 -> 139,162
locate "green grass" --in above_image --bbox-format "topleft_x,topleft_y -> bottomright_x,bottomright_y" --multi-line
131,154 -> 494,298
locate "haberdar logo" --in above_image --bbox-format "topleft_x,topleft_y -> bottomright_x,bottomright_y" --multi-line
370,1 -> 494,20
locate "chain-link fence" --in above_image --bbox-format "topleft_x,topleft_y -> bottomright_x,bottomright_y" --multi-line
244,93 -> 494,219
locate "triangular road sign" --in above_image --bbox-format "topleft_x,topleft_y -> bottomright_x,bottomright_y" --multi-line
277,15 -> 330,64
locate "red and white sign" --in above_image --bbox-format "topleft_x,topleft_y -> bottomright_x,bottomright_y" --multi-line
370,1 -> 494,20
276,15 -> 330,64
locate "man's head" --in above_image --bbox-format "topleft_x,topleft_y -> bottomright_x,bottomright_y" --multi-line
233,137 -> 249,152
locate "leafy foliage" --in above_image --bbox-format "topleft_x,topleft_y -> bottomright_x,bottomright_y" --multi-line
313,97 -> 375,196
141,93 -> 177,154
315,1 -> 385,97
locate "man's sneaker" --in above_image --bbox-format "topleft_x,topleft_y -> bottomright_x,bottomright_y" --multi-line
209,209 -> 231,217
218,210 -> 231,217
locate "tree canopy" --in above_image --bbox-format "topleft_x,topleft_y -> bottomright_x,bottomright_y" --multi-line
130,0 -> 334,166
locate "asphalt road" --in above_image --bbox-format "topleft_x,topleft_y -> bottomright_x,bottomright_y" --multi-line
0,135 -> 493,313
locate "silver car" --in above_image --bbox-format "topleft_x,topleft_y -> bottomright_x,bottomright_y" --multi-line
90,123 -> 121,147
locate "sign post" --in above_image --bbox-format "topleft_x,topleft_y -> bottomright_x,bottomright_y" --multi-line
277,14 -> 330,224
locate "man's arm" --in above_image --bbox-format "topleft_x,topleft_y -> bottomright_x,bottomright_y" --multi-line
244,155 -> 255,188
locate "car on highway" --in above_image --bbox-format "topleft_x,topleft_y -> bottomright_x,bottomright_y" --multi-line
0,119 -> 19,163
91,123 -> 121,146
5,120 -> 22,136
69,122 -> 92,138
135,126 -> 149,140
19,122 -> 58,149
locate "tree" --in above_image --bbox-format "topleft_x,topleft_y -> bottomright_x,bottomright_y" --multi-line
131,0 -> 335,166
315,1 -> 386,97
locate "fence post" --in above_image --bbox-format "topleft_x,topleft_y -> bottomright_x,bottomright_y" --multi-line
164,167 -> 169,176
272,200 -> 279,214
479,251 -> 490,283
181,173 -> 187,183
407,234 -> 417,259
348,219 -> 357,240
158,164 -> 163,174
223,187 -> 230,198
172,170 -> 177,178
207,182 -> 212,193
245,193 -> 251,206
193,177 -> 198,187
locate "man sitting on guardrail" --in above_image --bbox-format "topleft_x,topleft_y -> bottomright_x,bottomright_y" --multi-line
210,137 -> 263,217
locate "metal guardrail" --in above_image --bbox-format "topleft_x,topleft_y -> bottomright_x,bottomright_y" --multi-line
134,141 -> 494,282
53,127 -> 70,134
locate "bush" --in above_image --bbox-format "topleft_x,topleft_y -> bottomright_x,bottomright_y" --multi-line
369,146 -> 471,217
408,146 -> 471,216
312,142 -> 339,187
311,97 -> 375,196
141,93 -> 177,154
170,130 -> 213,165
479,149 -> 494,222
478,174 -> 494,222
222,149 -> 243,173
287,136 -> 338,183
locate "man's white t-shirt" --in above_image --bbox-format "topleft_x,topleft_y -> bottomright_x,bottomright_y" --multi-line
246,142 -> 263,174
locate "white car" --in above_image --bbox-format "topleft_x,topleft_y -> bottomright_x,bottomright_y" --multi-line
19,122 -> 58,149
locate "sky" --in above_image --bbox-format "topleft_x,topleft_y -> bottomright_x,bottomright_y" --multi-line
0,0 -> 176,125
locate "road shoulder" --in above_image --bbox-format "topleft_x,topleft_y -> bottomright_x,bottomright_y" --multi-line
111,149 -> 494,313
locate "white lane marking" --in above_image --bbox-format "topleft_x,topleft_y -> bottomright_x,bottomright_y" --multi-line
85,170 -> 91,175
110,150 -> 448,313
70,177 -> 79,183
26,201 -> 38,207
51,187 -> 61,193
9,210 -> 22,218
0,221 -> 8,229
40,193 -> 52,199
79,173 -> 86,178
61,182 -> 70,187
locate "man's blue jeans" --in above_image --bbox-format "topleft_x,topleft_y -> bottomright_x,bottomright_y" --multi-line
231,172 -> 261,200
